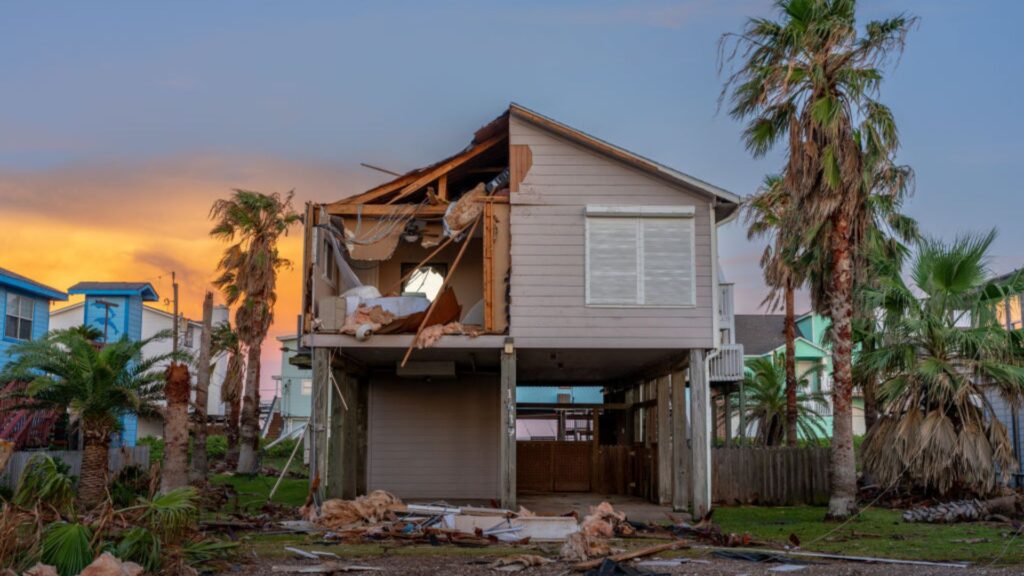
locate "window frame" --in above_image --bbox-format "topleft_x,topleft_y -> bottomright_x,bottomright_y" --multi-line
584,205 -> 697,308
4,292 -> 35,341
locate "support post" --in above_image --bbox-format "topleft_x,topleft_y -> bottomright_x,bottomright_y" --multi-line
311,348 -> 331,503
723,390 -> 732,447
500,338 -> 517,509
738,380 -> 747,444
656,375 -> 672,505
671,370 -> 689,512
689,349 -> 711,517
327,365 -> 364,500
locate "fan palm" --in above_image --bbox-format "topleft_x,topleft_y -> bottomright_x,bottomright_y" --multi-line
0,329 -> 180,506
721,0 -> 916,518
210,189 -> 299,473
745,174 -> 805,446
210,321 -> 244,467
736,354 -> 828,446
859,231 -> 1024,496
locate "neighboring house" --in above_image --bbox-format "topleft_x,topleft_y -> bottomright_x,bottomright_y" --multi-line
269,334 -> 313,437
516,386 -> 603,441
298,104 -> 743,515
983,268 -> 1024,486
734,312 -> 866,437
50,282 -> 230,443
0,267 -> 68,449
0,267 -> 68,363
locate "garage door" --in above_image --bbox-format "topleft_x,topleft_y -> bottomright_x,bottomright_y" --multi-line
367,375 -> 499,500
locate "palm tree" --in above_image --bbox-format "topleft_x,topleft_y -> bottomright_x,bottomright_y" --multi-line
210,189 -> 300,473
0,329 -> 179,506
721,0 -> 916,518
736,354 -> 828,446
745,174 -> 805,446
859,232 -> 1024,496
210,321 -> 244,468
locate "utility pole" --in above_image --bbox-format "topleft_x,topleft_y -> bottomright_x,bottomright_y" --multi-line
171,271 -> 180,354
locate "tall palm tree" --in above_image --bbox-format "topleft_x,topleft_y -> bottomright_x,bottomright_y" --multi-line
736,354 -> 828,446
211,321 -> 244,468
0,329 -> 179,506
745,174 -> 805,446
721,0 -> 916,519
859,232 -> 1024,496
210,189 -> 300,473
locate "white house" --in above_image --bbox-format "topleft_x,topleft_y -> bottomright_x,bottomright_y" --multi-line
51,299 -> 230,439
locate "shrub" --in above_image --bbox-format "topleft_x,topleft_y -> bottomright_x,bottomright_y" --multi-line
261,437 -> 298,458
109,465 -> 151,508
15,454 -> 75,515
137,436 -> 164,464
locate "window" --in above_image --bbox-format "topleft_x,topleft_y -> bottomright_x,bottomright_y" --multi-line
185,325 -> 195,348
585,206 -> 696,306
5,293 -> 34,341
401,263 -> 448,301
300,379 -> 312,396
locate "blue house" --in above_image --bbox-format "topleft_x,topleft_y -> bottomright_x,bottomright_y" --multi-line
0,267 -> 67,363
66,281 -> 160,446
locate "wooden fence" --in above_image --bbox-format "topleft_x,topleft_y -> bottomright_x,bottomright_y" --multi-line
712,446 -> 830,506
1,446 -> 150,488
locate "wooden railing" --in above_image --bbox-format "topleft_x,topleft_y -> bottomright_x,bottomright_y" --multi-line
709,344 -> 745,382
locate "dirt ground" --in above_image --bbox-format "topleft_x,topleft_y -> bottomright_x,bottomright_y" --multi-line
233,554 -> 1018,576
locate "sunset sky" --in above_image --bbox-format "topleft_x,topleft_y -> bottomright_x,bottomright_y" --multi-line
2,0 -> 1022,395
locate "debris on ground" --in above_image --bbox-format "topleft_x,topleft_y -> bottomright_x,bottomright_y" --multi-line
669,510 -> 752,546
78,552 -> 145,576
270,563 -> 384,573
581,558 -> 667,576
21,565 -> 58,576
580,502 -> 632,538
302,490 -> 401,530
489,554 -> 554,572
572,541 -> 688,572
560,532 -> 612,562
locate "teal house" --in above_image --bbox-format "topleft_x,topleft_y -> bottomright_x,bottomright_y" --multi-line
67,281 -> 160,446
0,267 -> 67,362
272,335 -> 313,436
734,312 -> 865,437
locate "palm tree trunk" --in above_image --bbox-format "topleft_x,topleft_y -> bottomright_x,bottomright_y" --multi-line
826,217 -> 858,520
863,376 -> 878,431
190,292 -> 214,482
78,420 -> 111,507
162,363 -> 191,492
236,341 -> 262,474
784,284 -> 798,447
226,397 -> 241,468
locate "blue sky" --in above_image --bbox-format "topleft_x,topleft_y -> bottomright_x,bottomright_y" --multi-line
1,0 -> 1021,390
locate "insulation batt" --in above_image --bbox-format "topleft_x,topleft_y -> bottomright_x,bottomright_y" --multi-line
304,490 -> 402,530
444,183 -> 486,238
339,305 -> 396,335
414,322 -> 482,349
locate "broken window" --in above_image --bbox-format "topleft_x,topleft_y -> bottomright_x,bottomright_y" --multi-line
401,263 -> 448,301
585,206 -> 696,307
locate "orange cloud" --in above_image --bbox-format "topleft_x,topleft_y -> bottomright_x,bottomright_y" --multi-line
0,153 -> 382,394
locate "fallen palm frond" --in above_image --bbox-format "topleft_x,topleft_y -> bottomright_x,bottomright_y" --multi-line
40,522 -> 94,576
14,454 -> 75,516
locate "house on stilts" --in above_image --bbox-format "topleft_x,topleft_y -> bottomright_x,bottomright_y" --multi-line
297,104 -> 744,515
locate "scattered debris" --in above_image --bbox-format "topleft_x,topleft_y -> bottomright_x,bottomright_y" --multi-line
580,502 -> 631,538
21,565 -> 58,576
560,532 -> 611,562
270,563 -> 384,573
581,558 -> 668,576
285,547 -> 321,560
711,550 -> 809,564
489,554 -> 553,572
303,490 -> 401,530
78,553 -> 145,576
768,565 -> 809,573
670,510 -> 752,547
571,541 -> 688,572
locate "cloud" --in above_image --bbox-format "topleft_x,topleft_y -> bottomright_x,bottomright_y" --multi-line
542,0 -> 773,30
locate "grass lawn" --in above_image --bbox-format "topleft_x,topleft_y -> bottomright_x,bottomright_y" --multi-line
210,473 -> 309,514
714,506 -> 1024,565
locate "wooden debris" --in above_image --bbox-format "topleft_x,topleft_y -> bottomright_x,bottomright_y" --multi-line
571,541 -> 688,571
271,563 -> 383,573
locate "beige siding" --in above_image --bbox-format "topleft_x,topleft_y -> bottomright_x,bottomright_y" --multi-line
367,375 -> 499,499
509,116 -> 714,349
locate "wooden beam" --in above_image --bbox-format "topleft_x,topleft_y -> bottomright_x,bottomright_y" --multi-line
323,204 -> 448,217
386,133 -> 507,205
656,375 -> 672,505
689,349 -> 711,517
483,201 -> 495,332
671,369 -> 689,512
437,173 -> 448,202
500,340 -> 517,509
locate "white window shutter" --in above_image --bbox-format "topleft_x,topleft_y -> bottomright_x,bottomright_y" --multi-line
587,217 -> 639,305
642,218 -> 694,306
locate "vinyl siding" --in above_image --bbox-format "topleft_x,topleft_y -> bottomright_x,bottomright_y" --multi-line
367,375 -> 499,500
508,116 -> 715,349
987,389 -> 1024,480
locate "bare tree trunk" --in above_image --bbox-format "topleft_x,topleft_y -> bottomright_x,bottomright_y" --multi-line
826,216 -> 858,520
190,292 -> 214,482
784,284 -> 798,447
78,421 -> 111,507
236,342 -> 263,474
161,363 -> 191,492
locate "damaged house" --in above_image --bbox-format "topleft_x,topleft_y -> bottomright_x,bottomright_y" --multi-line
298,104 -> 744,516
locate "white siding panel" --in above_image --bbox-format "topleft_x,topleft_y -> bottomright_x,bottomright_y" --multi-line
509,116 -> 716,349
